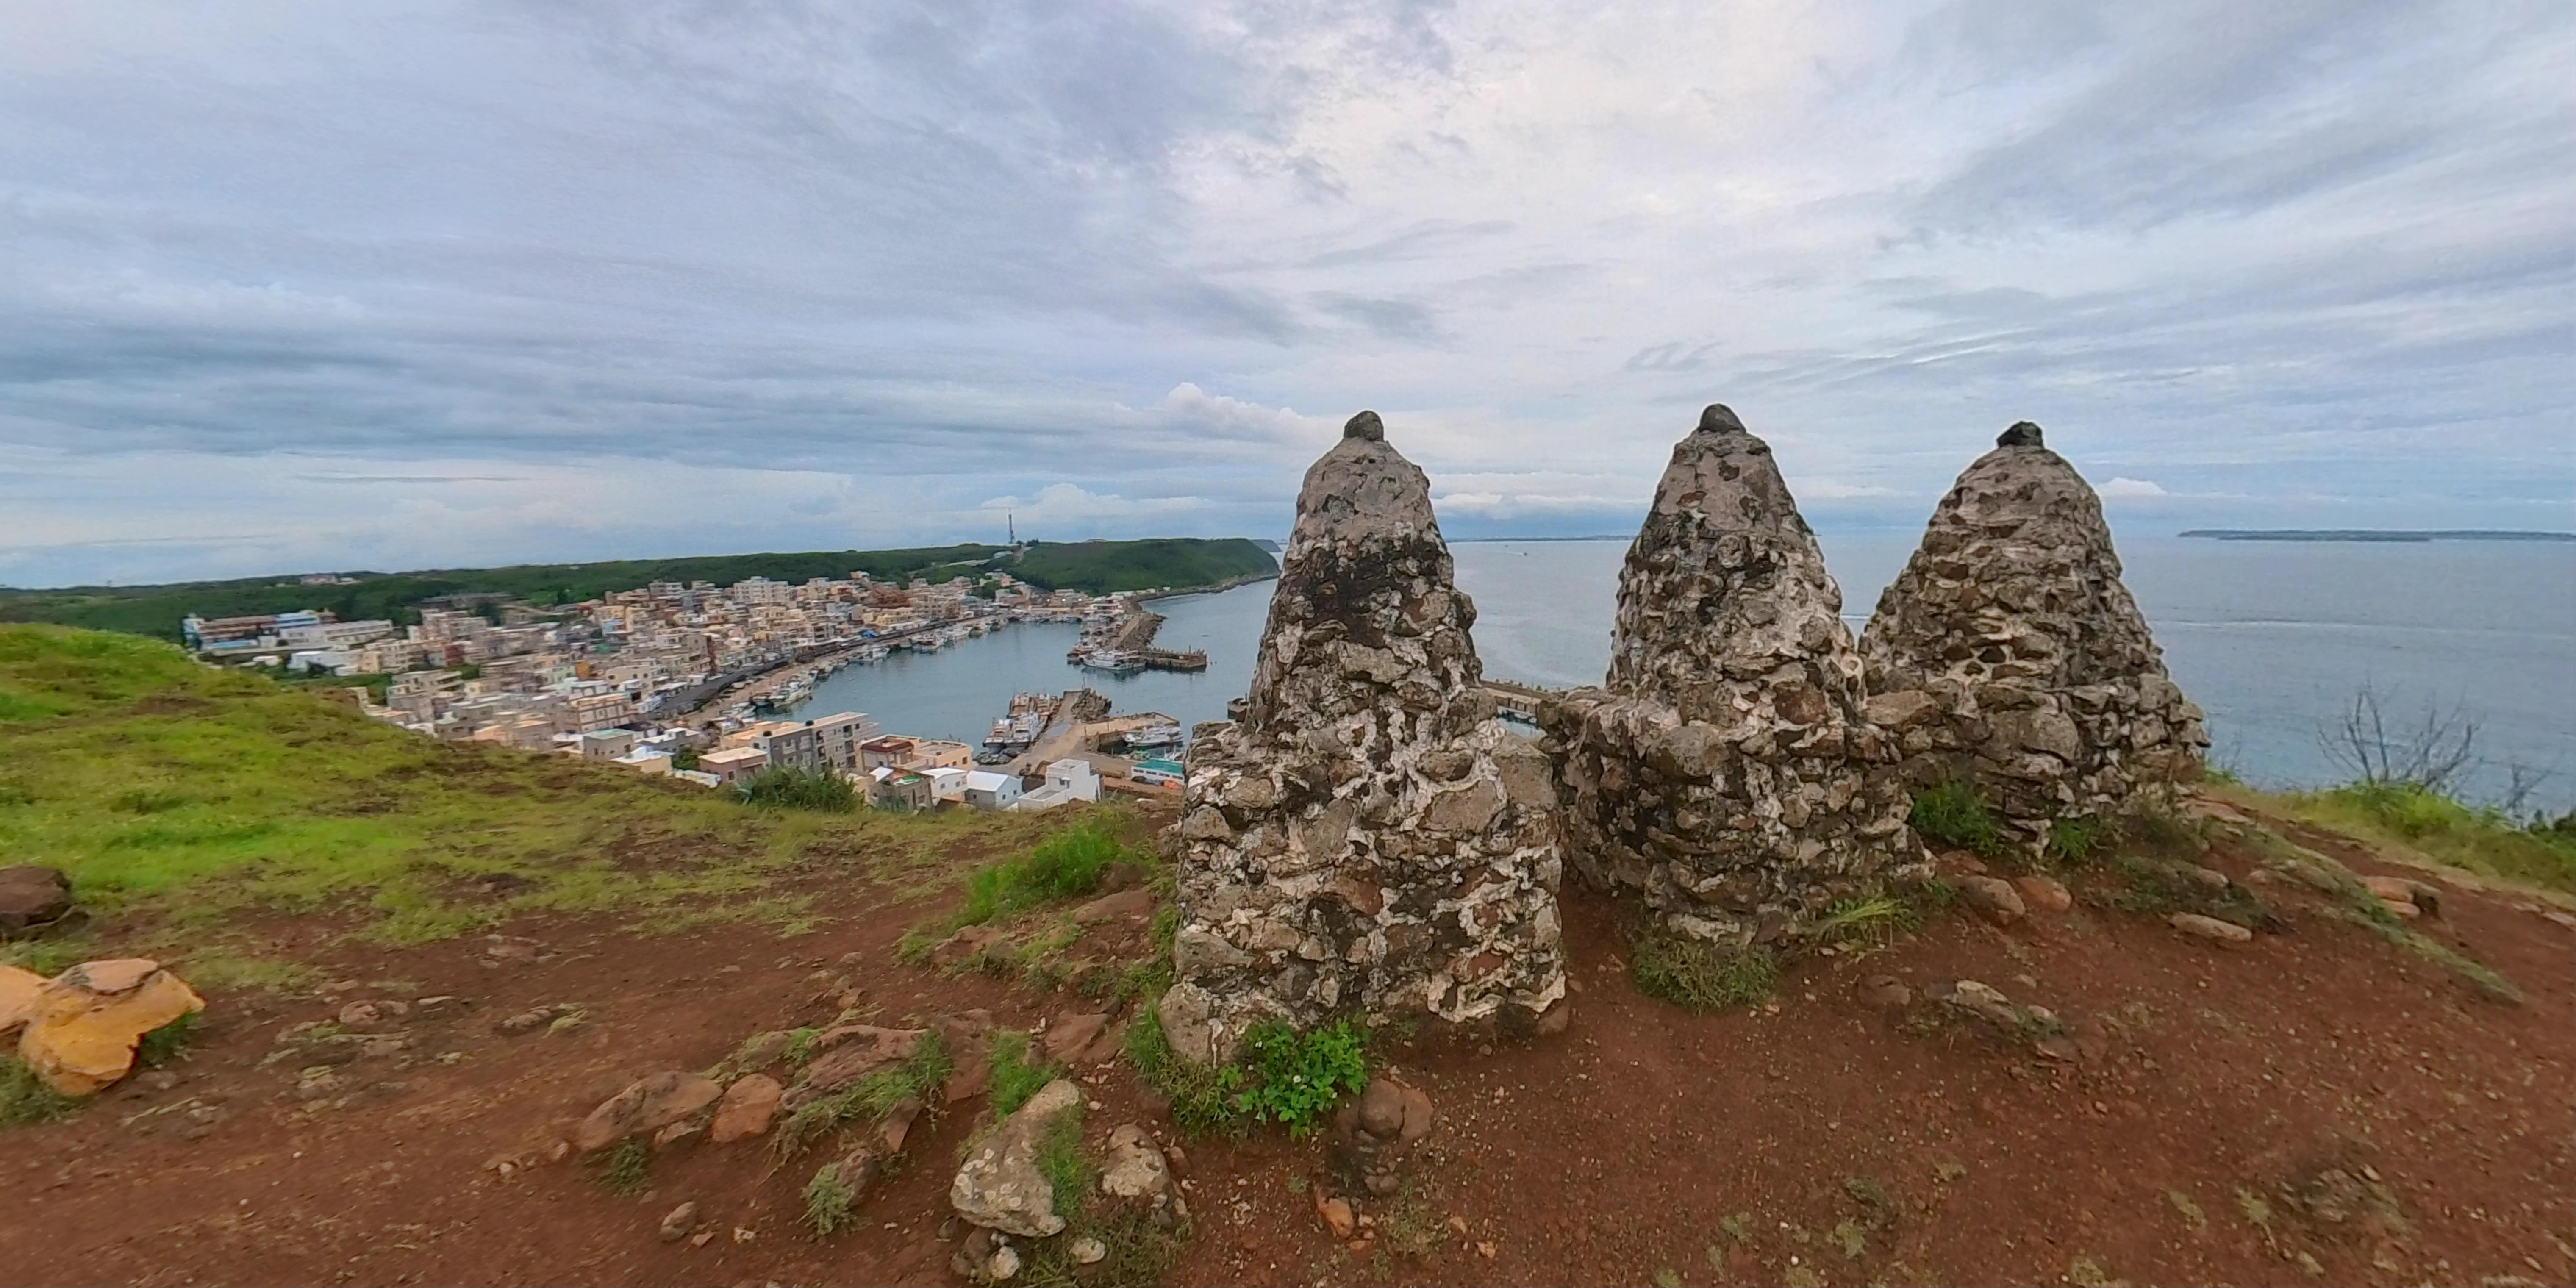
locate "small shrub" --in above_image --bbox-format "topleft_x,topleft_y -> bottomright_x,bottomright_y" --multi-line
802,1162 -> 859,1237
2046,816 -> 2107,866
1631,922 -> 1778,1011
1230,1019 -> 1367,1138
1910,780 -> 2005,858
732,766 -> 858,813
1123,1001 -> 1245,1138
594,1138 -> 650,1194
0,1058 -> 75,1128
988,1030 -> 1061,1120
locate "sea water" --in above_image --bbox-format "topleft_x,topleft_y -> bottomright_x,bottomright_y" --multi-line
787,536 -> 2576,811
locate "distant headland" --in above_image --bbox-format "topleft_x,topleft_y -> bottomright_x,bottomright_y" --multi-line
2178,529 -> 2576,544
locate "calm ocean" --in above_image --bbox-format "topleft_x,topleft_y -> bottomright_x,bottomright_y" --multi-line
788,536 -> 2576,811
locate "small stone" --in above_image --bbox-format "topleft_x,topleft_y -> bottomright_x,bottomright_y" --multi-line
1072,888 -> 1156,925
1042,1013 -> 1110,1064
1069,1236 -> 1108,1266
2378,897 -> 2421,920
651,1119 -> 703,1152
2012,874 -> 2072,914
493,1010 -> 552,1037
336,999 -> 408,1031
2167,913 -> 2252,943
1955,876 -> 2026,925
986,1244 -> 1023,1280
1355,1078 -> 1406,1138
1396,1084 -> 1434,1143
930,924 -> 1005,968
1316,1195 -> 1356,1240
1939,850 -> 1990,877
658,1202 -> 698,1242
137,1070 -> 180,1093
688,1230 -> 714,1248
1942,980 -> 2023,1029
0,865 -> 74,934
1859,975 -> 1912,1008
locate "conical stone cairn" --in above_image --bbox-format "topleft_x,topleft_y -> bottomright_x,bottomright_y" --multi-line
1547,405 -> 1915,944
1158,411 -> 1567,1065
1860,422 -> 2208,838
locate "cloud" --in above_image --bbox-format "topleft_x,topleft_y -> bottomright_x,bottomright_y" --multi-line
2098,477 -> 2169,499
0,0 -> 2564,585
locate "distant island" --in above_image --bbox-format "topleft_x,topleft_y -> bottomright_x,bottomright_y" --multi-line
2179,529 -> 2576,544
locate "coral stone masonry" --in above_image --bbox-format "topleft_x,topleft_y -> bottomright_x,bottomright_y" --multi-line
1861,421 -> 2210,840
1547,405 -> 1918,943
1159,411 -> 1567,1064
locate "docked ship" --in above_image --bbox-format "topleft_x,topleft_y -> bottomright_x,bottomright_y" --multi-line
981,691 -> 1053,755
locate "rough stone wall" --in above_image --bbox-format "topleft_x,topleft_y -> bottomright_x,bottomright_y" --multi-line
1859,422 -> 2208,836
1158,411 -> 1567,1065
1544,405 -> 1916,944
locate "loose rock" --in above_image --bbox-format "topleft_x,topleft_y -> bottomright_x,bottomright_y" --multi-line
658,1202 -> 698,1242
574,1071 -> 723,1153
0,866 -> 74,935
950,1079 -> 1082,1237
2012,874 -> 2073,914
1955,876 -> 2026,925
17,959 -> 205,1097
2168,912 -> 2252,944
709,1074 -> 783,1144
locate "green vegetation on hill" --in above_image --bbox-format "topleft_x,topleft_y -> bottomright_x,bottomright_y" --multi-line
0,624 -> 1054,978
1008,537 -> 1277,595
0,537 -> 1277,641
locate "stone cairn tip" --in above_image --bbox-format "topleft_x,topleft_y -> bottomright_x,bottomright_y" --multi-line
1696,402 -> 1747,435
1996,420 -> 2045,448
1344,409 -> 1385,441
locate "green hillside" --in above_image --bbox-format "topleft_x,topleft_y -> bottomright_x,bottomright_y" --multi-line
0,625 -> 1052,981
0,537 -> 1277,641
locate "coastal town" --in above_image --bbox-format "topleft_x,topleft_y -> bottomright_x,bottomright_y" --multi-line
174,565 -> 1205,813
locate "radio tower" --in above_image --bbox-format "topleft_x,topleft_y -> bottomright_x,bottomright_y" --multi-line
1008,513 -> 1016,545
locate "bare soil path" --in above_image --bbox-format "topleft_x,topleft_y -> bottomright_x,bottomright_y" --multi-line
6,818 -> 2570,1288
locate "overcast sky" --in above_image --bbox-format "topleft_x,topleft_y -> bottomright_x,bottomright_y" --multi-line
3,0 -> 2570,586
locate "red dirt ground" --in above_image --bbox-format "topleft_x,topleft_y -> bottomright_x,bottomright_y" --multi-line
6,805 -> 2571,1288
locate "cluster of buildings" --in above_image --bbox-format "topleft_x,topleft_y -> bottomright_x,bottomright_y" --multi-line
182,566 -> 1136,815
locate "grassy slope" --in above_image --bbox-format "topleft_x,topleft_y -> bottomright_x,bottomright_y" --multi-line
0,538 -> 1278,641
0,625 -> 1058,980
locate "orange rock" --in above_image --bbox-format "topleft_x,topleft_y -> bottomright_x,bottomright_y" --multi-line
0,965 -> 44,1037
17,963 -> 204,1097
708,1073 -> 783,1144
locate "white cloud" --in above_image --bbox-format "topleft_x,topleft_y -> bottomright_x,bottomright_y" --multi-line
979,482 -> 1209,525
2098,477 -> 2170,499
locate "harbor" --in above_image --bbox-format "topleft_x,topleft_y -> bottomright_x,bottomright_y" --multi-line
776,576 -> 1272,763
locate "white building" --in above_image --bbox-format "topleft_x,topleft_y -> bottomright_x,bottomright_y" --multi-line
960,769 -> 1022,811
1010,759 -> 1102,812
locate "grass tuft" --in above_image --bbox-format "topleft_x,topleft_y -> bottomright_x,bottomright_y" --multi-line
1818,894 -> 1918,947
0,1057 -> 77,1129
1631,921 -> 1779,1011
1910,779 -> 2006,858
1123,1000 -> 1246,1138
988,1030 -> 1062,1121
594,1138 -> 650,1194
2046,816 -> 2108,866
135,1011 -> 200,1069
2288,781 -> 2574,893
957,821 -> 1132,927
801,1161 -> 860,1237
771,1033 -> 949,1163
